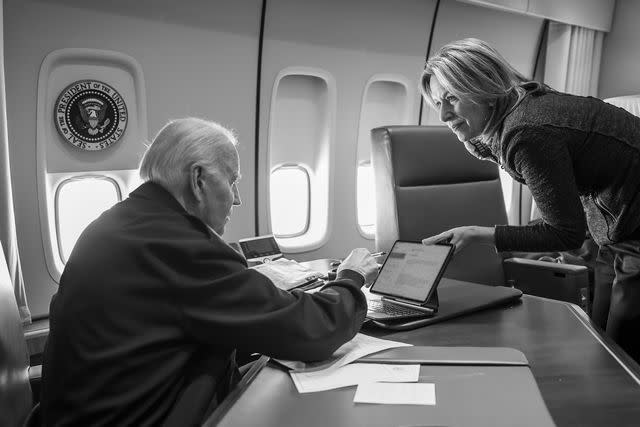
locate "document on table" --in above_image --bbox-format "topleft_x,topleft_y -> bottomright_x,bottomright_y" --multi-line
251,258 -> 323,290
354,382 -> 436,405
275,333 -> 412,372
290,363 -> 420,393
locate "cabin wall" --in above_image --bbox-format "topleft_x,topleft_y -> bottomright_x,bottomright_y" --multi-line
257,0 -> 437,260
1,0 -> 561,318
459,0 -> 614,32
422,0 -> 543,125
598,0 -> 640,99
4,0 -> 261,316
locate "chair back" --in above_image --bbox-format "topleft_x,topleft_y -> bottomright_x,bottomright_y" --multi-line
371,125 -> 507,285
0,244 -> 32,426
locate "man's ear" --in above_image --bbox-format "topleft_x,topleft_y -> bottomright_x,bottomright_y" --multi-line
189,164 -> 205,202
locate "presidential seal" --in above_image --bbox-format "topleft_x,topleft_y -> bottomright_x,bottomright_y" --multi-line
54,80 -> 128,151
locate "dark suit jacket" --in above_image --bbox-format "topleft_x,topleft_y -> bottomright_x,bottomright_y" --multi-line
41,182 -> 366,426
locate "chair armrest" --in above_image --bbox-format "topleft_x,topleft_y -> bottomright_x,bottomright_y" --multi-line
504,257 -> 589,274
28,364 -> 42,382
24,319 -> 49,360
29,364 -> 43,408
503,257 -> 589,308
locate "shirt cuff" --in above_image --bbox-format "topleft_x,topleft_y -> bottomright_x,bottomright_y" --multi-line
335,269 -> 365,286
319,268 -> 364,290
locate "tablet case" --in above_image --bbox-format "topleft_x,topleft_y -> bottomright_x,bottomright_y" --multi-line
366,278 -> 523,331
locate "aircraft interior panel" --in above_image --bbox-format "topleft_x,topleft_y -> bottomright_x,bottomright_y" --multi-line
4,0 -> 262,317
268,69 -> 334,250
35,48 -> 147,285
258,0 -> 437,261
356,76 -> 414,238
5,0 -> 640,425
598,0 -> 640,99
0,0 -> 629,323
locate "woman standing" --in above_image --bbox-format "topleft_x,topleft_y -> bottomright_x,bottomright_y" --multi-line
420,38 -> 640,363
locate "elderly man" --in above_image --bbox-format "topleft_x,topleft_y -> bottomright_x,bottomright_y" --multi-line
41,118 -> 377,426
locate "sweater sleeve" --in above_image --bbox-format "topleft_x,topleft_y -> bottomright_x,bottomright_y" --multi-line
494,126 -> 587,252
166,233 -> 367,362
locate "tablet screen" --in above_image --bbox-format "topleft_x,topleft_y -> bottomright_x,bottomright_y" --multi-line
371,241 -> 453,302
239,235 -> 280,259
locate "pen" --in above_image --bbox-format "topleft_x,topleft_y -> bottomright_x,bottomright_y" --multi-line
330,251 -> 387,268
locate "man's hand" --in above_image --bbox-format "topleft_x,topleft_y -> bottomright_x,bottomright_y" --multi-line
422,226 -> 495,254
337,248 -> 379,285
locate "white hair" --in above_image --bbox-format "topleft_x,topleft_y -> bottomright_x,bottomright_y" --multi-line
139,117 -> 237,194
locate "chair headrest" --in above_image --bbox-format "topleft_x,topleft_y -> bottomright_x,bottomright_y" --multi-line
371,126 -> 500,186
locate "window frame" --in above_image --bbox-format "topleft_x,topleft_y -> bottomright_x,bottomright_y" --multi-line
269,163 -> 311,238
355,74 -> 413,240
260,67 -> 337,253
355,160 -> 376,238
54,174 -> 122,264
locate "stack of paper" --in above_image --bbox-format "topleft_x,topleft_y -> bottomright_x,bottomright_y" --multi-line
252,258 -> 323,290
290,363 -> 420,393
354,382 -> 436,405
277,334 -> 436,405
276,333 -> 412,372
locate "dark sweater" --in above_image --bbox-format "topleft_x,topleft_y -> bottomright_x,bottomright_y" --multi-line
488,89 -> 640,251
41,182 -> 367,426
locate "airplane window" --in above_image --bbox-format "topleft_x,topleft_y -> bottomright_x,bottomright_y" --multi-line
270,165 -> 310,237
357,161 -> 375,235
56,176 -> 121,263
356,76 -> 412,239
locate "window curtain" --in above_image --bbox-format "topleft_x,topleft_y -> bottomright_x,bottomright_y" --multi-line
526,22 -> 605,222
0,1 -> 31,324
545,22 -> 604,96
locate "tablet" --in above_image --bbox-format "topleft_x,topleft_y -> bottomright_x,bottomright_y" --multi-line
370,240 -> 454,306
238,235 -> 282,263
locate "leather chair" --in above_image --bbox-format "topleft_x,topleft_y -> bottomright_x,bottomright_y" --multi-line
0,244 -> 35,427
371,126 -> 589,304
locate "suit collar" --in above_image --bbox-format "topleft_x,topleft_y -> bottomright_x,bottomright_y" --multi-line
130,181 -> 187,214
131,181 -> 227,242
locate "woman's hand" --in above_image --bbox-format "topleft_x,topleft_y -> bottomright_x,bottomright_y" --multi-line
421,226 -> 495,254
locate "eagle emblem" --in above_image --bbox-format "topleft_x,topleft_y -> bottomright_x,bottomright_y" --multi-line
54,80 -> 128,151
77,98 -> 110,136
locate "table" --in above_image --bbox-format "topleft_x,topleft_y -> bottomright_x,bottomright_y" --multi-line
206,278 -> 640,427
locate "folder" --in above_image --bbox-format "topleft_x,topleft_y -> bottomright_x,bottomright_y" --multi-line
358,346 -> 556,427
215,345 -> 557,427
358,345 -> 529,366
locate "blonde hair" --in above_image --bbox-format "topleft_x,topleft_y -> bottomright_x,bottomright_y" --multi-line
420,38 -> 543,141
139,117 -> 237,194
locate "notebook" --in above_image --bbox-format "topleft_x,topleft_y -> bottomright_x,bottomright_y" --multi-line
366,240 -> 454,321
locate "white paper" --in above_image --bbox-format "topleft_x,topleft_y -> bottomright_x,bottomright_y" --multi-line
276,333 -> 412,372
354,382 -> 436,405
252,258 -> 323,290
290,363 -> 420,393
